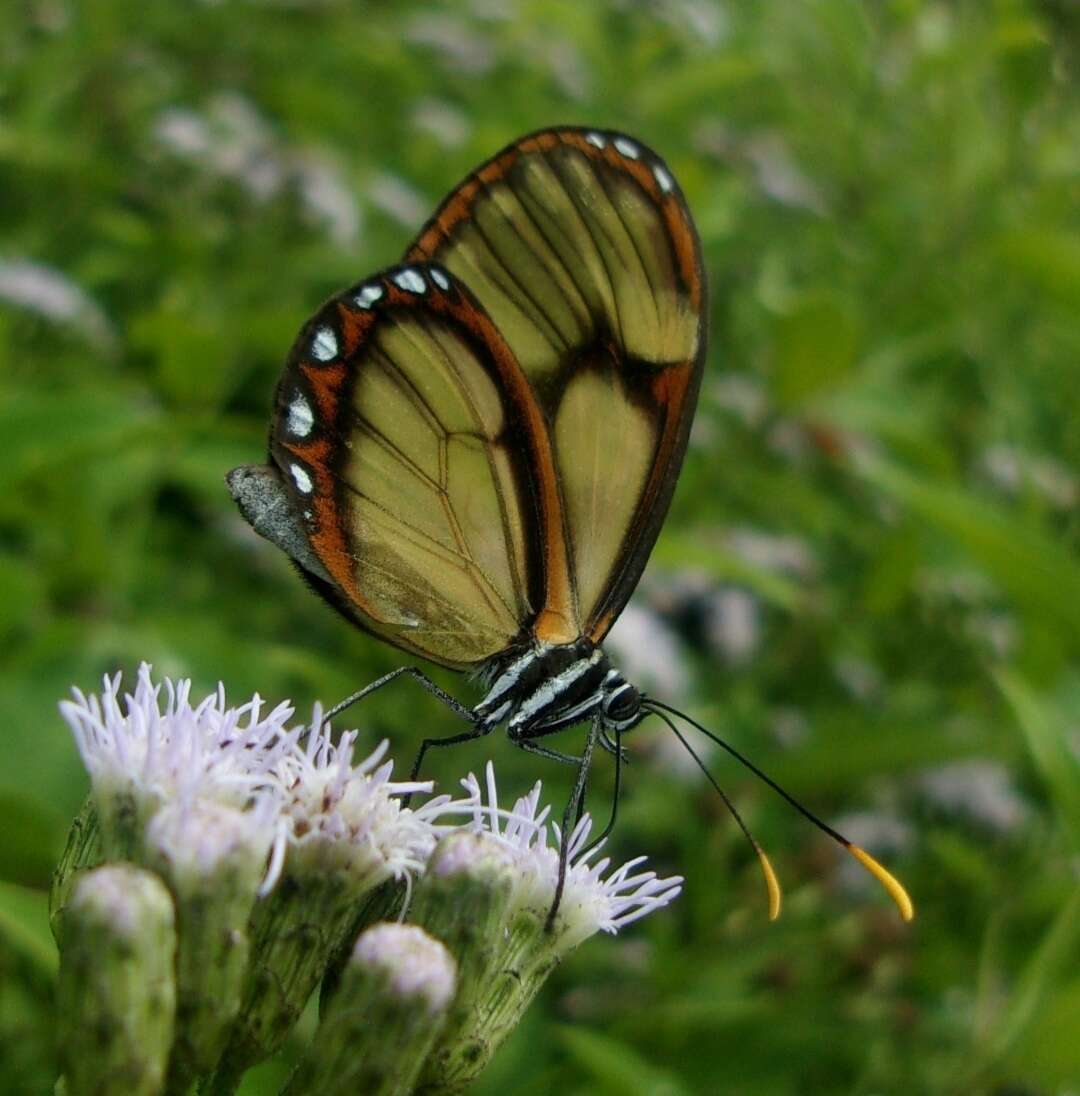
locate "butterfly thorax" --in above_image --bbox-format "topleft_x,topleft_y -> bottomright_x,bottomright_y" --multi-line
474,638 -> 643,738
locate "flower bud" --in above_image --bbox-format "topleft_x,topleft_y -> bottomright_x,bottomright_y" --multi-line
408,830 -> 520,1092
285,923 -> 455,1096
57,865 -> 176,1096
414,766 -> 683,1092
211,728 -> 439,1084
143,799 -> 272,1086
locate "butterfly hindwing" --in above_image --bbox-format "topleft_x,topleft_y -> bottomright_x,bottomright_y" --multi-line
406,126 -> 706,643
265,262 -> 572,669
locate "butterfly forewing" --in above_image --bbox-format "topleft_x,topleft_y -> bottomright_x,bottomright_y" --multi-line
269,264 -> 562,668
406,127 -> 706,644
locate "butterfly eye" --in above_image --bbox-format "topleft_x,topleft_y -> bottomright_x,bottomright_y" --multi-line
603,680 -> 641,728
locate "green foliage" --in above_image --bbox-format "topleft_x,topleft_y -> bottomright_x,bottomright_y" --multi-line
2,0 -> 1079,1092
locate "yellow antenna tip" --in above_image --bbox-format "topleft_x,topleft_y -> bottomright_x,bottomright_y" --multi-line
847,844 -> 915,922
755,845 -> 782,921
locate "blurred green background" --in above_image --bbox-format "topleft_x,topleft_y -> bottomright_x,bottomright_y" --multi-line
3,0 -> 1080,1092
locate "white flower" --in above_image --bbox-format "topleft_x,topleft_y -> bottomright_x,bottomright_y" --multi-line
267,707 -> 446,890
455,763 -> 683,950
145,797 -> 277,885
0,258 -> 115,349
60,662 -> 296,816
60,668 -> 684,940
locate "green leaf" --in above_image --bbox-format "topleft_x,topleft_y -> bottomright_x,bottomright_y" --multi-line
857,454 -> 1080,652
0,791 -> 66,888
652,534 -> 804,612
995,670 -> 1080,852
973,887 -> 1080,1072
769,291 -> 861,408
556,1025 -> 690,1096
996,230 -> 1080,310
0,882 -> 57,982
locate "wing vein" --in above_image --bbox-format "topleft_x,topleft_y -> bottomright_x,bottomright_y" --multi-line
473,176 -> 574,353
538,144 -> 625,351
387,310 -> 530,616
591,161 -> 663,339
340,476 -> 517,623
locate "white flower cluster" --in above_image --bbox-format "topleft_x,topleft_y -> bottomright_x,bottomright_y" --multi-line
61,665 -> 682,942
454,763 -> 684,950
268,712 -> 444,889
60,664 -> 441,895
61,663 -> 296,812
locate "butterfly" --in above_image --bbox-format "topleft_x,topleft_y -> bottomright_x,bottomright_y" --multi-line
228,126 -> 913,925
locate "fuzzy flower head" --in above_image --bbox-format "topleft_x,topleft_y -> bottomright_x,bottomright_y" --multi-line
456,763 -> 683,951
60,664 -> 296,854
267,707 -> 444,890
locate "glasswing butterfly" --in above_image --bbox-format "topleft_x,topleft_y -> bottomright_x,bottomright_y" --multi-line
229,126 -> 913,926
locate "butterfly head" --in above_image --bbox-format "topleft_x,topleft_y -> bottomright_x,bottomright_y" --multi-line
600,667 -> 645,733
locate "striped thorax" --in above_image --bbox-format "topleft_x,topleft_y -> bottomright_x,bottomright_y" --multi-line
474,639 -> 644,739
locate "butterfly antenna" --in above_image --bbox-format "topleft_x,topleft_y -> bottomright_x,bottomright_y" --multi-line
648,705 -> 781,921
646,699 -> 914,923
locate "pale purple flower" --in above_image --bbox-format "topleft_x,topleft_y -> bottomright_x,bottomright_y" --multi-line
454,763 -> 683,950
60,662 -> 296,813
267,709 -> 454,892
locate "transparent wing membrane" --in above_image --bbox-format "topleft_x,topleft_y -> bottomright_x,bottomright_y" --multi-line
269,264 -> 546,668
408,127 -> 707,642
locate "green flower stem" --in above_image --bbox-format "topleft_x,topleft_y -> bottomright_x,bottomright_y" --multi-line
283,923 -> 456,1096
319,879 -> 406,1014
418,907 -> 560,1094
462,908 -> 558,1066
57,864 -> 177,1096
205,868 -> 380,1093
49,796 -> 101,945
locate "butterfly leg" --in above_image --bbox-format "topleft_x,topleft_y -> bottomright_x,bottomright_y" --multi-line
507,738 -> 582,766
321,667 -> 483,806
407,723 -> 491,790
543,715 -> 600,934
322,666 -> 474,725
581,728 -> 623,855
511,737 -> 594,834
507,720 -> 596,823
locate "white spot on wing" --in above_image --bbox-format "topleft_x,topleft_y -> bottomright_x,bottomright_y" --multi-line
613,137 -> 640,159
287,393 -> 315,437
586,131 -> 606,148
430,268 -> 450,291
311,326 -> 337,361
290,463 -> 313,494
393,268 -> 426,294
354,284 -> 384,309
653,164 -> 674,193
